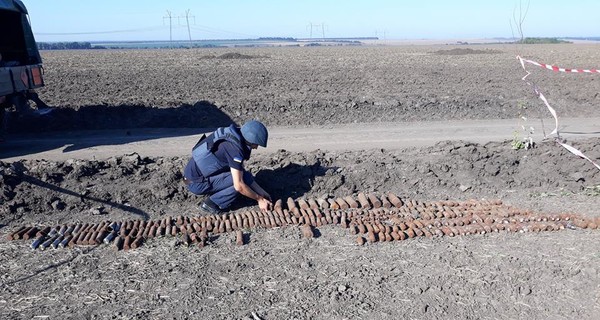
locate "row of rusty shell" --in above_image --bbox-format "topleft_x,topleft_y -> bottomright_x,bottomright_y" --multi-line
7,193 -> 599,250
354,219 -> 589,245
7,194 -> 504,243
281,192 -> 503,212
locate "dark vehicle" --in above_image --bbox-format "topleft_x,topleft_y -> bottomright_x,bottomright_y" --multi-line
1,0 -> 51,139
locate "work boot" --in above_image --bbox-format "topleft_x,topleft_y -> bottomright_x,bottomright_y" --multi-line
200,198 -> 221,215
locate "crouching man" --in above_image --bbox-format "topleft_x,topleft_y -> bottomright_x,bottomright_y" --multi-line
183,120 -> 273,214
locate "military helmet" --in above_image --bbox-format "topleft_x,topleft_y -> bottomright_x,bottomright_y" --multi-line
241,120 -> 268,147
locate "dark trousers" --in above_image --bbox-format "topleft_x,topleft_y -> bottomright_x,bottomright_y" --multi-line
187,170 -> 254,210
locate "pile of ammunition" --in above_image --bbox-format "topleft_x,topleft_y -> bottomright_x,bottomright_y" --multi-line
6,192 -> 599,250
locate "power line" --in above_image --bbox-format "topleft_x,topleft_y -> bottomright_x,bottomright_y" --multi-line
36,26 -> 167,36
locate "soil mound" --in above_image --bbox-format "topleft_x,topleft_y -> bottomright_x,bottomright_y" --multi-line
433,48 -> 502,55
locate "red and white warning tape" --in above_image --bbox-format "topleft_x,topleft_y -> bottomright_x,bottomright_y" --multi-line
517,56 -> 600,170
519,57 -> 600,73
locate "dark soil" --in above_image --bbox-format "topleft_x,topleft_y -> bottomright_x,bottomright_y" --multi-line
1,44 -> 600,319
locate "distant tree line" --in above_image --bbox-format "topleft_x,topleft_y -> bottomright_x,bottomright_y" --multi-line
36,42 -> 106,50
516,37 -> 571,44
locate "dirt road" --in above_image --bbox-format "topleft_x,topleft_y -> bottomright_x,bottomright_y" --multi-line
2,117 -> 599,162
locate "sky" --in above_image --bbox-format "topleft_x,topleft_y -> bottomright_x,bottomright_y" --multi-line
22,0 -> 600,42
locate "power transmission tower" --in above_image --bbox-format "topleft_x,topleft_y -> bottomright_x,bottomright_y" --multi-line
184,9 -> 194,44
163,10 -> 173,47
307,22 -> 326,39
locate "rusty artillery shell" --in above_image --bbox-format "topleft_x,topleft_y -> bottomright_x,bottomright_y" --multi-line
301,224 -> 314,238
235,213 -> 244,229
113,236 -> 124,251
380,195 -> 392,208
190,232 -> 200,243
23,227 -> 40,240
35,226 -> 52,238
367,193 -> 382,209
397,222 -> 408,231
413,228 -> 424,237
356,236 -> 366,245
327,198 -> 340,210
79,230 -> 92,244
134,225 -> 145,238
367,231 -> 377,243
130,237 -> 144,249
274,199 -> 283,212
8,226 -> 28,240
317,198 -> 329,209
266,211 -> 277,227
398,231 -> 408,240
156,226 -> 165,237
377,231 -> 386,242
192,222 -> 202,232
73,229 -> 87,245
137,220 -> 146,232
15,226 -> 34,240
440,227 -> 454,237
297,198 -> 310,210
343,196 -> 359,209
199,229 -> 208,242
335,198 -> 350,210
357,193 -> 371,209
141,222 -> 152,238
236,230 -> 244,246
383,232 -> 393,242
340,213 -> 349,228
357,223 -> 367,234
123,236 -> 133,250
387,193 -> 403,208
405,228 -> 416,238
87,231 -> 99,245
119,222 -> 129,237
148,224 -> 157,238
482,225 -> 492,234
390,231 -> 401,241
574,219 -> 588,229
94,231 -> 108,244
422,229 -> 433,238
286,197 -> 297,211
324,210 -> 333,224
307,198 -> 319,210
225,219 -> 233,232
